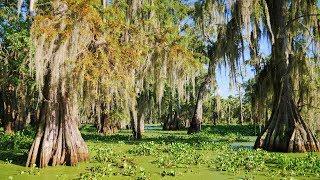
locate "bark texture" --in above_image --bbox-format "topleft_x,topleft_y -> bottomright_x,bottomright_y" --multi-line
188,46 -> 215,134
26,71 -> 89,168
254,0 -> 320,152
0,86 -> 17,134
254,78 -> 320,152
163,111 -> 185,130
99,104 -> 120,134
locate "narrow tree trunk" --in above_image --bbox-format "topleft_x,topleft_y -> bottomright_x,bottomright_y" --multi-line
101,0 -> 107,8
17,0 -> 23,16
135,91 -> 148,139
29,0 -> 37,16
227,104 -> 231,125
99,104 -> 112,134
139,113 -> 145,133
26,71 -> 89,168
29,109 -> 39,128
212,111 -> 218,126
130,107 -> 138,139
2,95 -> 16,134
238,84 -> 244,125
136,112 -> 142,140
136,105 -> 145,140
4,121 -> 13,134
264,103 -> 268,126
188,45 -> 215,134
163,96 -> 173,130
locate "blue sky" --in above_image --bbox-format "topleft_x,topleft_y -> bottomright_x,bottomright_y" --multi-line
212,1 -> 320,98
216,37 -> 271,98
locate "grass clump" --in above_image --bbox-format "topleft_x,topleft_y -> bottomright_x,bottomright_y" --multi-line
0,127 -> 34,151
0,127 -> 35,164
81,146 -> 147,179
1,125 -> 320,179
154,142 -> 204,168
160,169 -> 176,177
128,141 -> 157,156
210,148 -> 320,177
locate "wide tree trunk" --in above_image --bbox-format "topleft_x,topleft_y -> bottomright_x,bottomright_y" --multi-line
163,109 -> 184,131
26,71 -> 89,168
99,104 -> 120,135
254,0 -> 320,152
254,78 -> 320,152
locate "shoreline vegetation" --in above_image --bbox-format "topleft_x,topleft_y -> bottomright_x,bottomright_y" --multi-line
1,125 -> 320,179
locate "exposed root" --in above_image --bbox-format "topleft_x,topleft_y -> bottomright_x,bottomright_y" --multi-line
254,95 -> 320,152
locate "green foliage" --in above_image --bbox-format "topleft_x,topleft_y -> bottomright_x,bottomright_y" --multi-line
202,124 -> 260,136
80,164 -> 115,179
210,148 -> 320,177
81,146 -> 148,179
80,125 -> 320,178
128,141 -> 156,156
0,3 -> 31,86
160,169 -> 176,177
93,148 -> 119,164
154,142 -> 204,168
19,164 -> 41,176
0,127 -> 34,151
0,127 -> 34,165
1,125 -> 320,179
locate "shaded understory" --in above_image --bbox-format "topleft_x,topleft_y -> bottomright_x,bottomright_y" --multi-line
0,125 -> 320,179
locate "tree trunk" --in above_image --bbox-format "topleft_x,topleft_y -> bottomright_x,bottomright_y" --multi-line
227,104 -> 231,125
139,113 -> 145,133
188,45 -> 215,134
101,0 -> 107,8
26,71 -> 89,168
29,109 -> 39,128
264,103 -> 268,126
212,111 -> 218,126
132,90 -> 148,139
238,84 -> 244,125
254,0 -> 320,152
163,96 -> 173,130
17,0 -> 23,16
130,106 -> 138,139
188,74 -> 211,134
100,104 -> 110,134
136,111 -> 142,140
99,104 -> 120,135
136,103 -> 145,140
254,78 -> 320,152
1,89 -> 16,134
4,121 -> 13,134
29,0 -> 37,16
